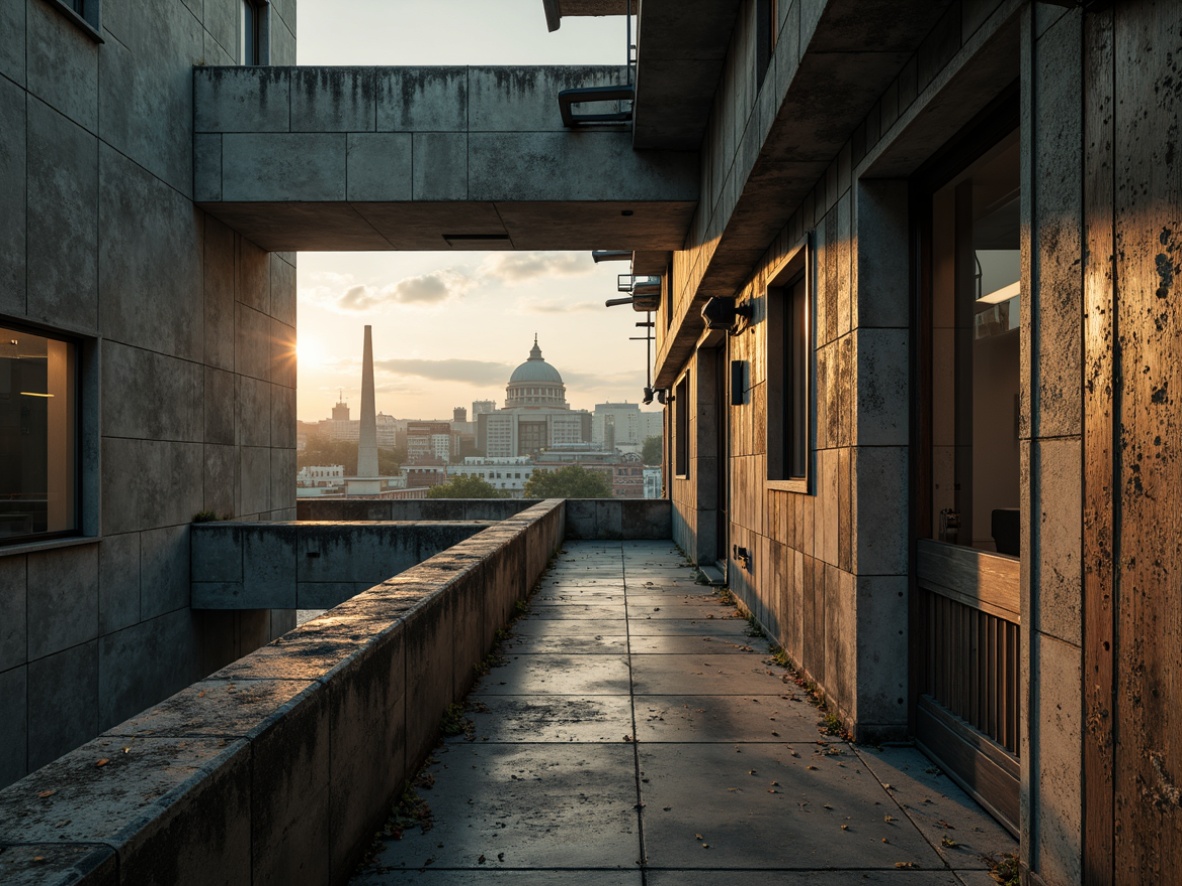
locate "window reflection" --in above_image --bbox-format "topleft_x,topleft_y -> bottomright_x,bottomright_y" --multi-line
930,130 -> 1020,555
0,326 -> 78,540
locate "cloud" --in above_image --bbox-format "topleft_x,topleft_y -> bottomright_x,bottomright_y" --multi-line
562,369 -> 647,389
375,358 -> 511,385
480,252 -> 595,284
390,272 -> 454,304
520,299 -> 601,314
302,269 -> 471,312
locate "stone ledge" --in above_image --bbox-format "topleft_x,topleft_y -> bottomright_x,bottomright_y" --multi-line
0,499 -> 566,886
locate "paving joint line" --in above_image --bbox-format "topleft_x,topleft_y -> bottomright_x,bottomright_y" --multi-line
621,544 -> 649,884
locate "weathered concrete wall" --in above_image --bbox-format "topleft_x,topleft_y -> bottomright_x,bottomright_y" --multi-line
0,500 -> 566,885
663,0 -> 1023,743
297,498 -> 539,521
1020,7 -> 1084,885
563,498 -> 671,539
191,521 -> 494,609
192,65 -> 699,252
299,497 -> 672,540
669,346 -> 724,567
657,0 -> 1099,882
0,0 -> 299,790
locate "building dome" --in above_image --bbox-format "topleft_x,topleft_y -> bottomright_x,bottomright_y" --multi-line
505,336 -> 569,409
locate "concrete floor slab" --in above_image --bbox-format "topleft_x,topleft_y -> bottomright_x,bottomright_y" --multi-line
361,743 -> 641,871
348,539 -> 1015,884
852,747 -> 1015,870
525,603 -> 626,620
628,602 -> 746,620
626,593 -> 725,606
630,655 -> 791,695
505,631 -> 629,655
509,619 -> 626,639
626,618 -> 752,638
476,654 -> 632,696
533,589 -> 625,602
638,743 -> 945,869
629,635 -> 761,654
634,694 -> 823,742
355,873 -> 642,886
646,872 -> 964,885
455,696 -> 634,743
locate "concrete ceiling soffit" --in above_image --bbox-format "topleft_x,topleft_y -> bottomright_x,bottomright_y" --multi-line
198,200 -> 696,253
544,0 -> 629,31
696,0 -> 956,291
632,0 -> 744,151
656,0 -> 956,382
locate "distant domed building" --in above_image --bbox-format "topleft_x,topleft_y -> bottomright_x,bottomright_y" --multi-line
505,336 -> 570,410
476,337 -> 591,458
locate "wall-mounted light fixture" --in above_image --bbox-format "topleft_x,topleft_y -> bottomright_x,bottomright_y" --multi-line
701,297 -> 753,334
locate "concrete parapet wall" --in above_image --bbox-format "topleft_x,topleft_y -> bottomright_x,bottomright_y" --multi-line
191,520 -> 494,610
0,500 -> 566,885
296,497 -> 672,541
297,498 -> 539,522
563,498 -> 672,539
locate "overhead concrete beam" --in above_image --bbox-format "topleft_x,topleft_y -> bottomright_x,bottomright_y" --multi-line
194,65 -> 698,252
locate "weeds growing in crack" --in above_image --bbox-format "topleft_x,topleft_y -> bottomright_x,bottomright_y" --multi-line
988,852 -> 1021,886
727,587 -> 849,742
440,703 -> 472,738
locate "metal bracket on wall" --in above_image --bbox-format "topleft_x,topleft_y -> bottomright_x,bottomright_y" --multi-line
558,85 -> 635,127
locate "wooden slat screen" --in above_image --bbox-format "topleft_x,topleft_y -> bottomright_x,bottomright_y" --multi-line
920,585 -> 1021,753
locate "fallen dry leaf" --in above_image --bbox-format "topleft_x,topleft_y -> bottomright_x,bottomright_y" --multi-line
96,758 -> 109,768
37,789 -> 56,799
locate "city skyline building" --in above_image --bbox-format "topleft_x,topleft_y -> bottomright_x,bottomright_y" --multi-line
477,339 -> 592,458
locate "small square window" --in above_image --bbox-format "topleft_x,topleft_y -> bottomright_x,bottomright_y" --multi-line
0,324 -> 81,543
766,234 -> 813,490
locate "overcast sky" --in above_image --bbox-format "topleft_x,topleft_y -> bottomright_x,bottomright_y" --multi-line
295,1 -> 658,422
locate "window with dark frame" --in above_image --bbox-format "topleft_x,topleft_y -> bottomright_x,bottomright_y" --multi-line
756,0 -> 778,88
925,128 -> 1021,554
766,236 -> 812,487
241,0 -> 267,65
674,374 -> 690,477
49,0 -> 102,38
0,323 -> 80,544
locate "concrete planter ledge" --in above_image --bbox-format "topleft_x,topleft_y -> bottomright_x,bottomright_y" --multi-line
0,500 -> 566,886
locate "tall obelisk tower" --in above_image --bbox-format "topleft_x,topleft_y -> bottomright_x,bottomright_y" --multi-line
357,325 -> 379,479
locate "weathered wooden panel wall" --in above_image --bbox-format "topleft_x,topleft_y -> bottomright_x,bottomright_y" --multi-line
1080,1 -> 1182,882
